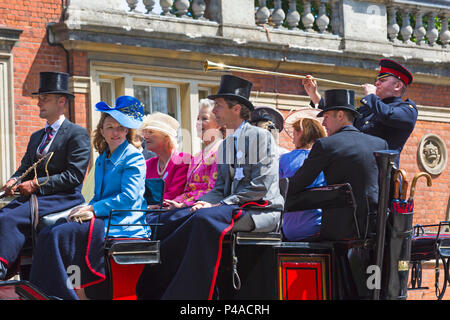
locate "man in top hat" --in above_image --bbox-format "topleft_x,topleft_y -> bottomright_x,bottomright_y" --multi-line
286,89 -> 388,241
303,59 -> 417,166
0,72 -> 91,280
137,75 -> 284,300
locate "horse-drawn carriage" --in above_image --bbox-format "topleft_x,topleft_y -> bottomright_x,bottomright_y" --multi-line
0,150 -> 447,301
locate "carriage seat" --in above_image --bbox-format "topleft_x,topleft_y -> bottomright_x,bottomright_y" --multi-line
284,182 -> 359,241
229,178 -> 288,247
409,222 -> 450,298
411,229 -> 450,262
35,207 -> 74,232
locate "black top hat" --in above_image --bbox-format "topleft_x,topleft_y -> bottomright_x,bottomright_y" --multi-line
377,59 -> 413,86
317,89 -> 360,117
250,106 -> 284,132
208,75 -> 254,111
32,72 -> 74,98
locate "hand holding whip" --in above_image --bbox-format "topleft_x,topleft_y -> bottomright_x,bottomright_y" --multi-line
0,152 -> 54,199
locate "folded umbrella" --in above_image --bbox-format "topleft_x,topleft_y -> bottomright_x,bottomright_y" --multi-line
408,172 -> 432,213
391,169 -> 408,214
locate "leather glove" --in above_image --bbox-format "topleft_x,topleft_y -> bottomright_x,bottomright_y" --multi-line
1,179 -> 17,197
69,205 -> 94,223
15,179 -> 39,197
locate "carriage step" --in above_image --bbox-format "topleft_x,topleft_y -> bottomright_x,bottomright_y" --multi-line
235,232 -> 282,245
107,240 -> 160,265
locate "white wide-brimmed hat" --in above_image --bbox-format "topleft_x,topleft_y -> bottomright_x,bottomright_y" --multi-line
284,107 -> 323,139
140,112 -> 179,139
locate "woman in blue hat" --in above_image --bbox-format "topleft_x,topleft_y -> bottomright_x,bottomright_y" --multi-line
29,96 -> 149,300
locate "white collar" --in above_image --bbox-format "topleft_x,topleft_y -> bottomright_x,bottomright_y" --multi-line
45,115 -> 65,132
232,120 -> 246,139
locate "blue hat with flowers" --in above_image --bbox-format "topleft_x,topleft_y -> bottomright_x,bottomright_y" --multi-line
95,95 -> 144,129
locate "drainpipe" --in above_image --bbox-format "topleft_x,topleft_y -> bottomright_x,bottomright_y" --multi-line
45,0 -> 73,121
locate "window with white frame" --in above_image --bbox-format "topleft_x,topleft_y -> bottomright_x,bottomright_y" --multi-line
198,87 -> 211,102
133,84 -> 180,120
99,80 -> 114,107
0,56 -> 15,186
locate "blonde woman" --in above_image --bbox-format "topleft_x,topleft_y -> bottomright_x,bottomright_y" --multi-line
30,96 -> 148,299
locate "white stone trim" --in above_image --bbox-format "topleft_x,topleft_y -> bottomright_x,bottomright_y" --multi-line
0,54 -> 15,184
69,76 -> 91,94
417,105 -> 450,123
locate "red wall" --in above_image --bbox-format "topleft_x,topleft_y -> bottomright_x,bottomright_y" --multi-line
0,0 -> 89,166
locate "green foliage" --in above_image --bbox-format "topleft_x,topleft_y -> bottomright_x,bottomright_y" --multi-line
395,11 -> 444,45
170,0 -> 195,18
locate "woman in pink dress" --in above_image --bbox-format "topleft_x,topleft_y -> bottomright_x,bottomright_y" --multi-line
141,112 -> 191,202
163,99 -> 225,209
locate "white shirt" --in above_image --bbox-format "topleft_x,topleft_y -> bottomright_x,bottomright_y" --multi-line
232,120 -> 246,154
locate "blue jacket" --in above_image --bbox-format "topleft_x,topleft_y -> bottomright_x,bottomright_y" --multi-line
354,95 -> 417,166
90,140 -> 149,238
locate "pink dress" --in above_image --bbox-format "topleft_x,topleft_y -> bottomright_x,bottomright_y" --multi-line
146,151 -> 191,200
173,140 -> 222,206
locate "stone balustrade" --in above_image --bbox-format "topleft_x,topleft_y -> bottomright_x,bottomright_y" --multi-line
255,0 -> 340,35
48,0 -> 450,83
387,0 -> 450,47
122,1 -> 449,48
123,1 -> 340,34
124,0 -> 219,21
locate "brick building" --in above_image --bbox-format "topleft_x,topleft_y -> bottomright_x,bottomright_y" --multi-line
0,0 -> 449,300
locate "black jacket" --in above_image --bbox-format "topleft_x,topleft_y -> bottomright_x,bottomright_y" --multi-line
315,94 -> 417,166
11,119 -> 91,196
287,125 -> 388,240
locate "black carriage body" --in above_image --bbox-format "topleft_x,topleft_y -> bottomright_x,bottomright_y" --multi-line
3,150 -> 444,301
216,237 -> 378,300
216,240 -> 333,300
